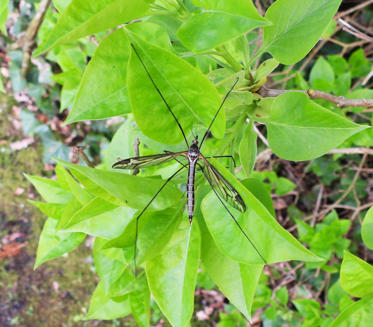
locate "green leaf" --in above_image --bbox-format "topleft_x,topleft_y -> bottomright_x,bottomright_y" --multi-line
293,299 -> 321,326
58,197 -> 117,229
146,219 -> 200,327
103,120 -> 137,171
65,29 -> 130,123
55,164 -> 94,204
0,1 -> 8,35
201,159 -> 321,264
64,205 -> 136,240
29,201 -> 66,220
192,0 -> 266,19
53,0 -> 72,13
266,92 -> 368,161
25,174 -> 73,203
34,0 -> 152,56
310,57 -> 335,93
86,281 -> 131,320
239,120 -> 257,177
127,32 -> 224,144
177,11 -> 268,52
241,178 -> 275,217
254,58 -> 279,82
129,276 -> 151,327
57,160 -> 182,209
34,217 -> 85,269
362,207 -> 373,250
340,251 -> 373,298
276,287 -> 288,305
198,210 -> 262,320
262,0 -> 342,64
93,238 -> 128,294
330,295 -> 373,327
348,49 -> 371,78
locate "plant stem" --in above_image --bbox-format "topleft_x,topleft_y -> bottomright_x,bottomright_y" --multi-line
217,46 -> 242,72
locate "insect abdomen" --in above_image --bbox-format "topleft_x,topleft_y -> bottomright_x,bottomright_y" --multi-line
187,163 -> 196,223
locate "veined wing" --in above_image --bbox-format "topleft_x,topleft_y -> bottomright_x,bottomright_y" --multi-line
112,151 -> 187,170
201,157 -> 246,212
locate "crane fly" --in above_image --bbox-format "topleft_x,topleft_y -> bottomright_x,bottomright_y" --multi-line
113,43 -> 266,268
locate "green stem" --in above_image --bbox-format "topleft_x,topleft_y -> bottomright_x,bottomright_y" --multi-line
217,46 -> 243,72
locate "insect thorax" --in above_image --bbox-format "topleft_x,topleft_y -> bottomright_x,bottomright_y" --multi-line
188,143 -> 200,163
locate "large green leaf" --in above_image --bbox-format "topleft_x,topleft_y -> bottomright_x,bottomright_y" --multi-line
362,207 -> 373,250
146,219 -> 200,327
34,0 -> 152,55
266,92 -> 368,161
65,29 -> 130,123
34,216 -> 85,269
330,295 -> 373,327
262,0 -> 342,64
340,251 -> 373,298
86,281 -> 131,320
57,160 -> 182,209
201,159 -> 321,264
177,11 -> 268,52
198,208 -> 262,320
127,32 -> 224,144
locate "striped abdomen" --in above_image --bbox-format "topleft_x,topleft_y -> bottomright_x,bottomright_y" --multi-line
187,162 -> 197,223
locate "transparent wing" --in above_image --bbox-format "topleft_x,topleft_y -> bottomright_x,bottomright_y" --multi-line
201,157 -> 246,212
112,152 -> 187,170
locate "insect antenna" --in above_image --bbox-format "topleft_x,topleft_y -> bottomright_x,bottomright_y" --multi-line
130,43 -> 189,148
133,164 -> 187,275
199,78 -> 239,150
199,163 -> 267,264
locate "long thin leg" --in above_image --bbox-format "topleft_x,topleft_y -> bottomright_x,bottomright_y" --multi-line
205,155 -> 236,167
199,164 -> 267,264
133,164 -> 187,275
200,78 -> 239,150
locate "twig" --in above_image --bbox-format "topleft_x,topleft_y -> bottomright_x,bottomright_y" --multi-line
306,154 -> 368,221
253,124 -> 269,146
338,18 -> 373,42
311,185 -> 324,227
10,0 -> 51,77
259,86 -> 373,108
328,148 -> 373,156
336,0 -> 373,19
72,146 -> 94,167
